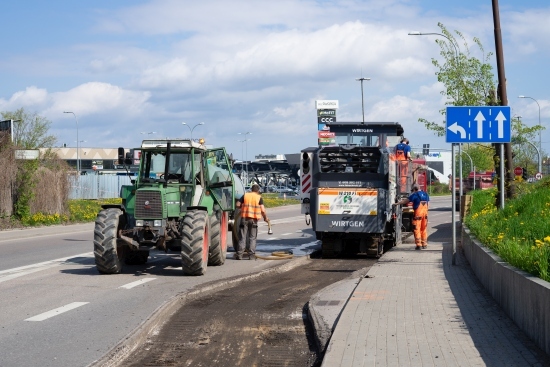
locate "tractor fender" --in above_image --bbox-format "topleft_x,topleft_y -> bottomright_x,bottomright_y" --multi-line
186,206 -> 208,212
101,203 -> 127,213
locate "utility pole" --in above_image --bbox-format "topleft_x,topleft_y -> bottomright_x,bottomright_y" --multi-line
492,0 -> 514,206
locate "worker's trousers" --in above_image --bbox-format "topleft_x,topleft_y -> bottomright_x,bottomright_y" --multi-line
237,217 -> 258,257
397,159 -> 410,192
413,202 -> 428,247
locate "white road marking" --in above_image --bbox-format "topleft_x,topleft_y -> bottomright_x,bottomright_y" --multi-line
264,237 -> 279,241
118,278 -> 157,289
0,227 -> 93,244
0,252 -> 93,284
263,216 -> 303,226
281,233 -> 292,236
25,302 -> 89,321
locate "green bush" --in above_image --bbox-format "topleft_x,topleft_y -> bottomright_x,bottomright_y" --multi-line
262,193 -> 300,208
427,183 -> 450,196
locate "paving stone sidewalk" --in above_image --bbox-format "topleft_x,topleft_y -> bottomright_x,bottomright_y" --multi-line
321,222 -> 550,367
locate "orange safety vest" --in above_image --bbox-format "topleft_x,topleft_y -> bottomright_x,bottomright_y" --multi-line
241,192 -> 263,220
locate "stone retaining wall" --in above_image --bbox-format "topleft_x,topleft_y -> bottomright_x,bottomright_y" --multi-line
462,226 -> 550,355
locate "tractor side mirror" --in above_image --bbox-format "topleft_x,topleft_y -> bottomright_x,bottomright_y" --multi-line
124,152 -> 133,165
117,147 -> 125,162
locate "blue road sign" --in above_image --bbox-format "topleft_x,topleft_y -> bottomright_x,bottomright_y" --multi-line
446,106 -> 511,143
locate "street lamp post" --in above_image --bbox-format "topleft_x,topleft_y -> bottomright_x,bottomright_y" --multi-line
237,138 -> 250,177
181,122 -> 204,141
408,31 -> 463,197
355,77 -> 371,124
63,111 -> 80,172
238,132 -> 252,182
544,156 -> 550,175
461,150 -> 475,190
518,95 -> 542,173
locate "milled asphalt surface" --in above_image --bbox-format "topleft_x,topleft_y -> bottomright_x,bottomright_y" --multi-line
309,221 -> 550,366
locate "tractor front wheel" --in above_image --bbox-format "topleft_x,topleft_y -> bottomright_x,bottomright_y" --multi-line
94,208 -> 125,274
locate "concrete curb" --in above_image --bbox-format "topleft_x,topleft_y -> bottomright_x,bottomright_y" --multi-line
462,226 -> 550,356
88,254 -> 312,367
307,267 -> 370,353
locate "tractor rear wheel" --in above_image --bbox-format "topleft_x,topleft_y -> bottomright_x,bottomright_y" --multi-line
181,210 -> 210,276
94,208 -> 125,274
208,210 -> 228,266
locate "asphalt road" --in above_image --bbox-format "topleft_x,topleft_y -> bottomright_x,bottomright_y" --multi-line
109,196 -> 456,367
120,255 -> 375,367
0,204 -> 317,367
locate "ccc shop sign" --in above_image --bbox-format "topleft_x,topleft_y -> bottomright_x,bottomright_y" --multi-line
318,116 -> 336,123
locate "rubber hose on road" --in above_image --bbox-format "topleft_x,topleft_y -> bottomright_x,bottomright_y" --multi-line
249,251 -> 294,260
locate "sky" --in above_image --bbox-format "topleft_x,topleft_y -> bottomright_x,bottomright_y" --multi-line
1,0 -> 549,162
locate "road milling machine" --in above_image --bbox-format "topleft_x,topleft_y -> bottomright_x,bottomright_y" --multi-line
300,122 -> 427,257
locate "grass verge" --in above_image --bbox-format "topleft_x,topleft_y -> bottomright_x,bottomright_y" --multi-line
464,177 -> 550,281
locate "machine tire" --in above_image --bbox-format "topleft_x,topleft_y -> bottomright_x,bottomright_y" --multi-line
208,210 -> 228,266
181,210 -> 210,276
94,208 -> 125,274
125,250 -> 149,265
366,237 -> 383,258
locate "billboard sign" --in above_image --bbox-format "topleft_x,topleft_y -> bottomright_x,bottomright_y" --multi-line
315,100 -> 339,110
0,120 -> 13,142
318,131 -> 335,138
317,109 -> 336,117
318,138 -> 336,145
318,116 -> 336,124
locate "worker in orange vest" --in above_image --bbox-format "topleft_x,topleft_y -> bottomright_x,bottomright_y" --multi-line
394,184 -> 430,250
235,184 -> 269,259
395,138 -> 412,191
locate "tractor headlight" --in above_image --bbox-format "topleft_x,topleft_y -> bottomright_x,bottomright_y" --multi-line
153,220 -> 162,227
136,220 -> 144,227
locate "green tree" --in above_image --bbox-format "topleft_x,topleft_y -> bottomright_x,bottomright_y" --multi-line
460,144 -> 495,174
1,107 -> 56,149
511,116 -> 540,175
418,23 -> 497,136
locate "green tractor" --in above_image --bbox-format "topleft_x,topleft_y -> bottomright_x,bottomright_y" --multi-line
93,139 -> 240,276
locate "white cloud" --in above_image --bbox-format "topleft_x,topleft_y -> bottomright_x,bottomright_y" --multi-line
46,82 -> 151,117
0,86 -> 49,110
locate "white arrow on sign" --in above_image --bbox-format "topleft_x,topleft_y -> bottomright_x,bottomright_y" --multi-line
448,122 -> 466,139
475,111 -> 486,138
495,111 -> 507,138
